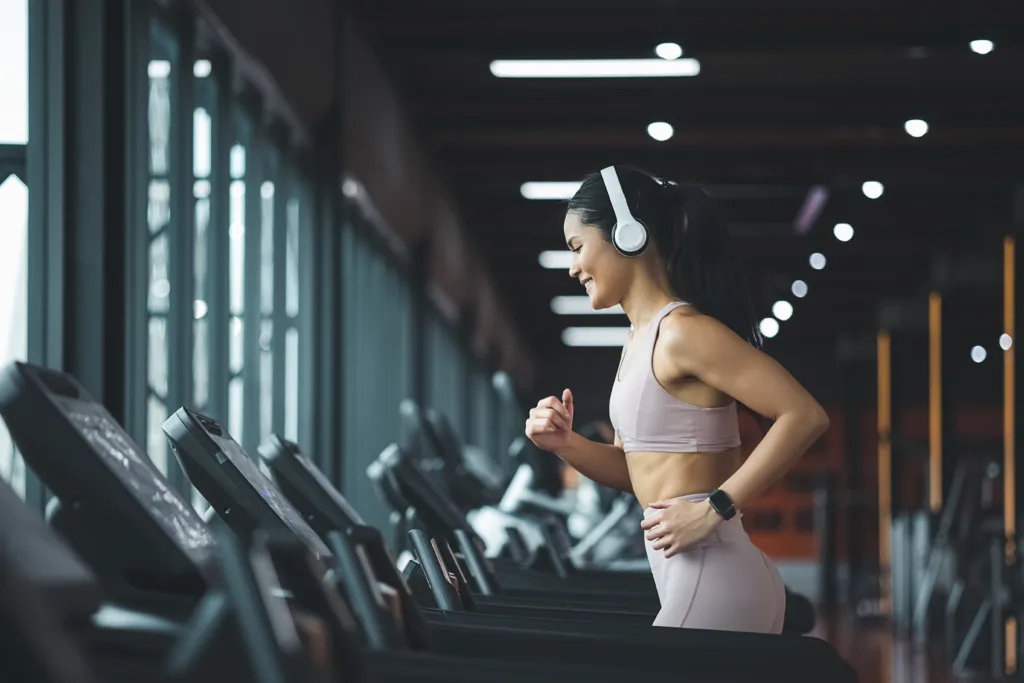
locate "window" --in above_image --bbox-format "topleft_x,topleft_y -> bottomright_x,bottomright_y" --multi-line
0,0 -> 28,498
193,61 -> 212,413
0,175 -> 28,498
283,184 -> 302,440
145,24 -> 178,476
228,129 -> 247,441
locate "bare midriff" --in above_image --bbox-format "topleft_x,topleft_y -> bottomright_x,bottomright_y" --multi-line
626,447 -> 743,510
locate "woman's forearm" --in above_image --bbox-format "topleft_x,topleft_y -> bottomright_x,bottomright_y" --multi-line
718,407 -> 829,510
554,432 -> 633,493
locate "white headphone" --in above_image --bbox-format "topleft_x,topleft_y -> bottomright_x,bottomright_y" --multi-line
600,166 -> 649,257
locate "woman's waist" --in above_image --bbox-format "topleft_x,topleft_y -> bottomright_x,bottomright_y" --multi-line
642,493 -> 750,546
626,448 -> 741,508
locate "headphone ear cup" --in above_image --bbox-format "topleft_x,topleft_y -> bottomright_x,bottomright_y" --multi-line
612,220 -> 648,256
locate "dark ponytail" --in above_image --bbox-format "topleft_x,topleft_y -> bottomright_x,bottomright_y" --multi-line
567,165 -> 762,347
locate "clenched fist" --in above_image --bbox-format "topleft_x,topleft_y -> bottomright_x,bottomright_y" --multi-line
525,389 -> 574,453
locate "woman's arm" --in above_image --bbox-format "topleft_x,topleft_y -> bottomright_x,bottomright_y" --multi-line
554,431 -> 633,494
658,313 -> 829,510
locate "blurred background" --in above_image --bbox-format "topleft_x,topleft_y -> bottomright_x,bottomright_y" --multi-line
1,1 -> 1023,681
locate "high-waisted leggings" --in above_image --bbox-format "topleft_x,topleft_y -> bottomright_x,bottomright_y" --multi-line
643,493 -> 786,633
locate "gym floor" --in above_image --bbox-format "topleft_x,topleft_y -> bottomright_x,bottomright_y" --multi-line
815,611 -> 997,683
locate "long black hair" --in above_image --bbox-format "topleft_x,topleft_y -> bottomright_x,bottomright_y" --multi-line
567,164 -> 762,347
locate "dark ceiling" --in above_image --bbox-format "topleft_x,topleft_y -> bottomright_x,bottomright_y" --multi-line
353,1 -> 1024,359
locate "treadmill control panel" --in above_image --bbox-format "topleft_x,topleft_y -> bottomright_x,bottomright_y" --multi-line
64,405 -> 215,562
189,413 -> 332,562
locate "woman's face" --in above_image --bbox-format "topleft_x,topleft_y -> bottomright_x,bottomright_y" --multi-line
563,212 -> 632,310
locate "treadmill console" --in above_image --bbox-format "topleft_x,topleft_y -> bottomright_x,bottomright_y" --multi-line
0,362 -> 215,593
163,408 -> 332,563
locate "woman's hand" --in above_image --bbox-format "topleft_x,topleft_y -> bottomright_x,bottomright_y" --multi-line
525,389 -> 574,453
640,499 -> 722,558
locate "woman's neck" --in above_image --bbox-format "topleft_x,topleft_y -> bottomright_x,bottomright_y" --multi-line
620,278 -> 679,333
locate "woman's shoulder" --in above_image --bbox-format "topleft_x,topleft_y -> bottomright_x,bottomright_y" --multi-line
656,306 -> 742,368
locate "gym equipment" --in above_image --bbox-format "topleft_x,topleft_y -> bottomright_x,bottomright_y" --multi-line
254,433 -> 858,682
168,410 -> 855,681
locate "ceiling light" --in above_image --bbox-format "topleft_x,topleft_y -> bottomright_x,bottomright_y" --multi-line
791,280 -> 808,298
833,223 -> 854,242
655,43 -> 683,60
539,251 -> 574,269
521,181 -> 581,200
551,296 -> 625,315
772,301 -> 794,321
562,327 -> 631,347
647,122 -> 674,141
489,58 -> 700,79
862,181 -> 884,199
971,345 -> 987,363
970,39 -> 994,55
809,253 -> 827,270
759,318 -> 780,339
1000,334 -> 1013,351
904,119 -> 929,138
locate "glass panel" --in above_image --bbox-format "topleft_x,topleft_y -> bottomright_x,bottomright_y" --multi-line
147,179 -> 171,234
193,107 -> 211,178
147,317 -> 168,398
230,145 -> 246,180
228,377 -> 244,442
229,316 -> 244,374
229,179 -> 245,315
191,488 -> 210,516
0,0 -> 28,144
260,320 -> 272,438
147,59 -> 171,175
0,175 -> 29,497
147,394 -> 169,474
194,318 -> 208,408
260,182 -> 274,315
285,197 -> 299,318
148,232 -> 170,312
285,327 -> 298,441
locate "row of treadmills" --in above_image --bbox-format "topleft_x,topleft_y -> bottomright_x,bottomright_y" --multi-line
0,361 -> 858,683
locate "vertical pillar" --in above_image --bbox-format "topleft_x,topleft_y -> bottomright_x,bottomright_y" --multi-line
841,355 -> 864,604
929,292 -> 943,512
877,329 -> 892,613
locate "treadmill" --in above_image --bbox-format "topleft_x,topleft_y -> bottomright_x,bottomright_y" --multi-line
254,433 -> 858,683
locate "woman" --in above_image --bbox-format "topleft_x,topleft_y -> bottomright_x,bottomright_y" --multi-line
525,165 -> 829,633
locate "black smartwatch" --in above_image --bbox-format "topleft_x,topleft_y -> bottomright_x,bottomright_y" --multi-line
707,489 -> 737,520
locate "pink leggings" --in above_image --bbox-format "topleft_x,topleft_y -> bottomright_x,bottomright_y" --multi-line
643,494 -> 786,633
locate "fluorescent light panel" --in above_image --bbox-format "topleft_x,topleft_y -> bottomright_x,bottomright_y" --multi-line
562,327 -> 631,347
490,58 -> 700,79
551,296 -> 624,315
520,181 -> 581,200
539,251 -> 573,269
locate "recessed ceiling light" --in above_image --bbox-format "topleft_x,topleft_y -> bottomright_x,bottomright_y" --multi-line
809,253 -> 827,270
904,119 -> 929,138
791,280 -> 808,298
862,181 -> 884,199
833,223 -> 854,242
655,43 -> 683,60
971,345 -> 987,363
647,122 -> 674,141
970,39 -> 994,55
759,318 -> 780,339
772,301 -> 794,321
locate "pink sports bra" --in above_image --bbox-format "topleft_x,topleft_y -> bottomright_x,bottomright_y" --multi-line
609,301 -> 741,454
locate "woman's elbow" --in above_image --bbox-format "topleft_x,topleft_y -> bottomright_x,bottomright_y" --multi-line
807,403 -> 830,437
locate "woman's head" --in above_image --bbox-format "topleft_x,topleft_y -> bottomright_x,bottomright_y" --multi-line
564,164 -> 762,346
